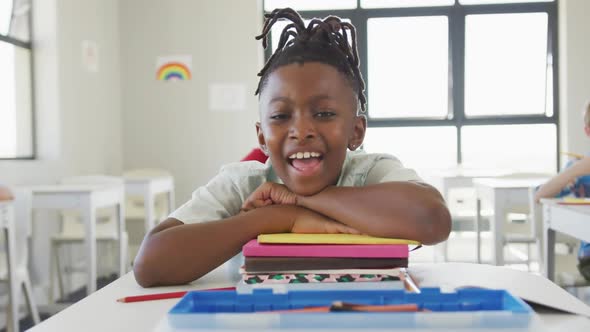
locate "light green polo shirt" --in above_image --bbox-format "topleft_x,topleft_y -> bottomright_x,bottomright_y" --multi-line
170,150 -> 421,224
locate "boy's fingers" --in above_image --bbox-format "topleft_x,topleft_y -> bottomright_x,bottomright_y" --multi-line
243,198 -> 273,211
336,223 -> 361,234
256,199 -> 273,207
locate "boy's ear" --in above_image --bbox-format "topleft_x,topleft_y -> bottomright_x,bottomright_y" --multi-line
256,122 -> 268,155
348,115 -> 367,150
585,125 -> 590,138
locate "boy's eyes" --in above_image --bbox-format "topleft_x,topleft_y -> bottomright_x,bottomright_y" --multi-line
314,110 -> 336,118
268,109 -> 337,120
269,113 -> 289,120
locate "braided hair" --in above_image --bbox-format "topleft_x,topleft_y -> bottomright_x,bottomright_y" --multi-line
255,8 -> 367,113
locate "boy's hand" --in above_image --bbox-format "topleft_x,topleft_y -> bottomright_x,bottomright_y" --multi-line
241,182 -> 298,212
291,208 -> 361,235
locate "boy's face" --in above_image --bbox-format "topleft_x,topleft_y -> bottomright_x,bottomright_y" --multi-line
257,62 -> 366,196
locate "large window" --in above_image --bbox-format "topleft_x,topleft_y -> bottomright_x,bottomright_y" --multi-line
0,0 -> 34,159
264,0 -> 558,174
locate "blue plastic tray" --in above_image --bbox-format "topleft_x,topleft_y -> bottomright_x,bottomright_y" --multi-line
168,287 -> 532,329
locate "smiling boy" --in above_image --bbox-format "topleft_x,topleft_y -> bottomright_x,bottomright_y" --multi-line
133,8 -> 450,287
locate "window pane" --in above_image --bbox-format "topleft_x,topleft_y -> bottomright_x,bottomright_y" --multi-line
460,0 -> 553,4
9,0 -> 30,42
363,127 -> 457,171
270,18 -> 351,54
362,0 -> 454,8
0,0 -> 12,35
367,16 -> 448,119
464,13 -> 548,117
461,124 -> 556,173
0,42 -> 33,158
264,0 -> 356,11
0,0 -> 30,42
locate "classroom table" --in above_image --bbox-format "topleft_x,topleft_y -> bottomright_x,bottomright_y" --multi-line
541,199 -> 590,282
124,175 -> 175,233
427,167 -> 513,202
0,201 -> 19,332
27,263 -> 590,332
28,184 -> 125,295
473,177 -> 549,266
426,168 -> 512,262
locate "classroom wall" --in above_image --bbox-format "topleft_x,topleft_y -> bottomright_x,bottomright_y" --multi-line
119,0 -> 263,204
559,0 -> 590,160
0,0 -> 122,185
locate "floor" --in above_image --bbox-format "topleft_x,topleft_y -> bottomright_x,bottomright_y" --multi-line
0,273 -> 119,332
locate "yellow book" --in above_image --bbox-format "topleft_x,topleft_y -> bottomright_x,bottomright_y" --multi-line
558,197 -> 590,205
257,233 -> 421,245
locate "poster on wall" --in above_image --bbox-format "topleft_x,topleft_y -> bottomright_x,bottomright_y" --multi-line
155,55 -> 192,81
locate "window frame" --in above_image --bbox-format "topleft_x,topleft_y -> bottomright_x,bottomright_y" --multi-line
0,3 -> 36,160
263,0 -> 559,169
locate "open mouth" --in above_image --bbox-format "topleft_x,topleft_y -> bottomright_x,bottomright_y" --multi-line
288,151 -> 324,175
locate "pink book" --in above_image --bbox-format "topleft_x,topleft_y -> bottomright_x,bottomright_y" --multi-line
242,239 -> 408,258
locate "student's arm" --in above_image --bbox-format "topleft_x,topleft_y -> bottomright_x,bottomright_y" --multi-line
133,204 -> 358,287
297,182 -> 451,245
534,156 -> 590,202
0,186 -> 13,201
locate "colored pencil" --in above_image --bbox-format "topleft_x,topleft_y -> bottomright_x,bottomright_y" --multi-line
561,151 -> 585,159
399,268 -> 421,294
268,302 -> 420,313
116,286 -> 236,303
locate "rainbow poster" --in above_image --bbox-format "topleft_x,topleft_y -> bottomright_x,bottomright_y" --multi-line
156,55 -> 192,81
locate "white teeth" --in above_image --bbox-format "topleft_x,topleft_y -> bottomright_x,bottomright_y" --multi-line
288,152 -> 322,159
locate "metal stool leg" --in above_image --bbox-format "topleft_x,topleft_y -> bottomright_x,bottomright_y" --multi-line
23,273 -> 40,324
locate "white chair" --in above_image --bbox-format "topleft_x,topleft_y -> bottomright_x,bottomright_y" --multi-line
475,173 -> 552,269
123,168 -> 173,225
0,188 -> 40,332
123,168 -> 174,263
497,186 -> 540,270
438,186 -> 492,262
49,175 -> 128,302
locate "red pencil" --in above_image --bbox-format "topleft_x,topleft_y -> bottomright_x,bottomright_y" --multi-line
116,286 -> 236,303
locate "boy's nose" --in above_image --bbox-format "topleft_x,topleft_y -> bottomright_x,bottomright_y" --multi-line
289,116 -> 316,141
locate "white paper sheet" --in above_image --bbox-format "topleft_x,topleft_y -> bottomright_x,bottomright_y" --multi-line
409,262 -> 590,317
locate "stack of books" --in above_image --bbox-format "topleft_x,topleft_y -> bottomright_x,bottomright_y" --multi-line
238,233 -> 419,292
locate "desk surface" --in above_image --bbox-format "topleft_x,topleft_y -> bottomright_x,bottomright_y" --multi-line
541,199 -> 590,242
124,175 -> 173,183
25,184 -> 122,193
28,263 -> 590,332
473,177 -> 549,189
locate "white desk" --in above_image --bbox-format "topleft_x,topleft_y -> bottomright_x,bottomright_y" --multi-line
124,176 -> 174,232
27,263 -> 590,332
541,199 -> 590,282
427,168 -> 513,202
427,169 -> 511,262
473,177 -> 549,266
29,184 -> 125,294
1,201 -> 19,332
